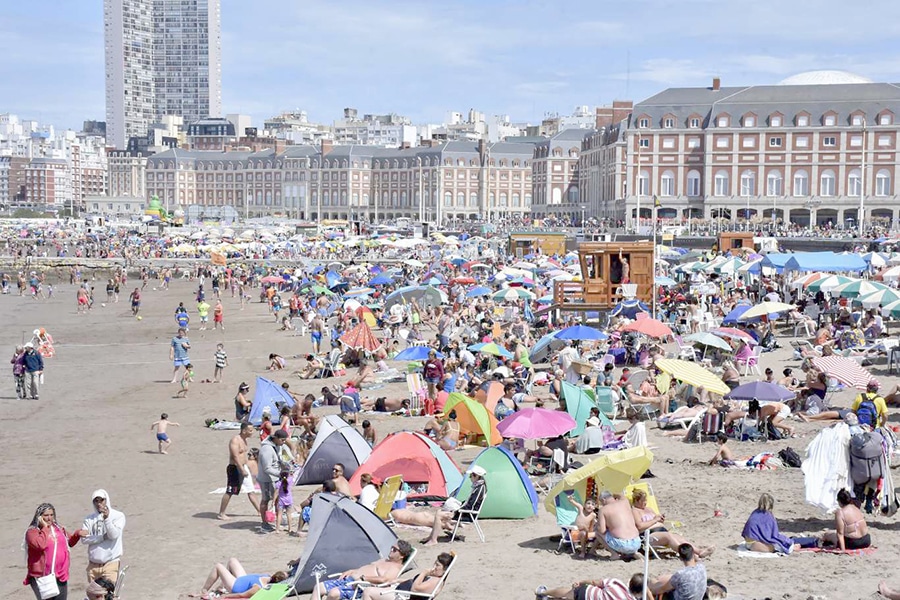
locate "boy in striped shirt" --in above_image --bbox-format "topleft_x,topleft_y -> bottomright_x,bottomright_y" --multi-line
214,343 -> 228,383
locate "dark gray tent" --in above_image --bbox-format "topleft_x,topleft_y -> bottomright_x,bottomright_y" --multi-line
291,493 -> 397,593
295,415 -> 371,485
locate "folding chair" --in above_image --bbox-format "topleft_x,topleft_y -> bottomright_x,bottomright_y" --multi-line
553,491 -> 593,554
449,481 -> 487,542
673,335 -> 699,361
313,549 -> 419,600
737,346 -> 762,377
594,385 -> 620,420
372,475 -> 403,525
406,372 -> 425,415
320,348 -> 342,378
532,448 -> 567,495
350,552 -> 457,600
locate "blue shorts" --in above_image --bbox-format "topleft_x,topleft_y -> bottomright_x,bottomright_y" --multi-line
322,577 -> 355,600
311,332 -> 322,343
173,358 -> 190,367
156,433 -> 169,441
605,531 -> 641,555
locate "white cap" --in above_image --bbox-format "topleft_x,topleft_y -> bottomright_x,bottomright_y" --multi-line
469,465 -> 487,478
586,416 -> 601,427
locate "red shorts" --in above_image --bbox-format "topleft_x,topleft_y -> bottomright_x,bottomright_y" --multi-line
78,296 -> 88,305
214,314 -> 223,322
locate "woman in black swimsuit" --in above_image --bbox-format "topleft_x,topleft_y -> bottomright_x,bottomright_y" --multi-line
360,553 -> 454,600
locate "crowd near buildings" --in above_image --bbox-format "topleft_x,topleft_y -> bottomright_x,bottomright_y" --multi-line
2,0 -> 899,231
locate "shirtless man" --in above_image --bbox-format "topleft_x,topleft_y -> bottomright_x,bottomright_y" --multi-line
310,315 -> 325,354
331,463 -> 353,496
315,540 -> 413,599
589,492 -> 642,559
217,423 -> 254,520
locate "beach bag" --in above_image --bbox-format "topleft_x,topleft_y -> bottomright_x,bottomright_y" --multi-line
778,447 -> 802,468
856,393 -> 880,429
850,432 -> 884,485
35,530 -> 59,599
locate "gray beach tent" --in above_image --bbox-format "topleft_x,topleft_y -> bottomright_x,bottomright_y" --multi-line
295,415 -> 371,485
291,492 -> 398,593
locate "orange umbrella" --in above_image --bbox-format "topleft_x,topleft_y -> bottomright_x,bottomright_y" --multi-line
622,318 -> 673,339
355,306 -> 377,327
339,321 -> 382,352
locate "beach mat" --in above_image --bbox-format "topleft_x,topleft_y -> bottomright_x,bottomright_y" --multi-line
797,546 -> 877,556
735,543 -> 785,558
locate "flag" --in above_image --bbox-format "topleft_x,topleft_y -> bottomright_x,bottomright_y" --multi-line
653,195 -> 661,208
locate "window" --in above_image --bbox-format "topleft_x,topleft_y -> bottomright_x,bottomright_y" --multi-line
444,192 -> 452,206
638,138 -> 649,148
770,116 -> 782,127
824,115 -> 836,126
638,118 -> 649,128
878,135 -> 892,147
852,114 -> 865,126
797,115 -> 809,126
687,171 -> 701,197
793,169 -> 809,196
638,170 -> 650,196
470,193 -> 478,206
850,135 -> 863,147
744,116 -> 755,127
820,170 -> 835,196
717,116 -> 729,127
457,192 -> 464,207
689,117 -> 701,128
663,117 -> 675,128
716,137 -> 729,148
662,138 -> 675,149
740,171 -> 756,197
796,136 -> 809,148
823,136 -> 836,147
769,137 -> 783,148
766,171 -> 783,197
848,169 -> 862,196
880,114 -> 892,125
714,171 -> 730,197
687,138 -> 700,149
661,171 -> 675,197
876,169 -> 891,196
742,137 -> 755,148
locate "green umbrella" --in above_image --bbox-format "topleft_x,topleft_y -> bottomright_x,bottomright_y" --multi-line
828,279 -> 889,299
806,275 -> 853,293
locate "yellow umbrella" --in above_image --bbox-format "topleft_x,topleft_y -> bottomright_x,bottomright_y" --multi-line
739,301 -> 796,321
654,358 -> 730,396
545,446 -> 654,514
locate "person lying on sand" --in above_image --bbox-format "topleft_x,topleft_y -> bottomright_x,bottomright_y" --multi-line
535,573 -> 645,600
196,557 -> 287,599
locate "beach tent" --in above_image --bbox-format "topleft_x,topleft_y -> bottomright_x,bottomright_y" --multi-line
443,392 -> 503,446
783,252 -> 867,273
452,446 -> 538,519
248,376 -> 295,426
348,431 -> 463,499
295,416 -> 372,485
757,253 -> 791,273
289,493 -> 397,593
561,382 -> 600,437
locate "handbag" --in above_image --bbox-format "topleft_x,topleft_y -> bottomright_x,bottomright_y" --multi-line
34,527 -> 59,599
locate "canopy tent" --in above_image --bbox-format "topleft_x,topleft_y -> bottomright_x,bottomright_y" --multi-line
248,376 -> 295,426
295,415 -> 372,485
757,253 -> 792,274
289,493 -> 398,593
544,447 -> 654,514
348,431 -> 463,499
555,325 -> 608,341
452,446 -> 538,519
783,252 -> 867,273
443,393 -> 503,446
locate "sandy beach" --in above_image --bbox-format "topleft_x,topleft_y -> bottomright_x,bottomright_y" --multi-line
1,277 -> 896,600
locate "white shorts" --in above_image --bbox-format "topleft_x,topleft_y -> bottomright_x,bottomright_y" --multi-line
777,405 -> 791,420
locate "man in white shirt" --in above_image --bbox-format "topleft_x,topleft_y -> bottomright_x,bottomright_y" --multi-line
557,341 -> 581,385
78,489 -> 126,584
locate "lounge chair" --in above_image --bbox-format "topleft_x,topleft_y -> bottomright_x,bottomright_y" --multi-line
350,552 -> 457,600
449,481 -> 487,543
531,448 -> 567,495
553,491 -> 593,555
624,482 -> 673,560
311,549 -> 420,600
113,565 -> 129,599
594,386 -> 620,420
373,475 -> 404,525
320,348 -> 342,378
673,335 -> 699,362
406,373 -> 426,415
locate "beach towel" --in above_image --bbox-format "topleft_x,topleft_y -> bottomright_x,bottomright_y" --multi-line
623,422 -> 648,449
209,420 -> 243,430
796,546 -> 877,556
735,543 -> 785,558
803,423 -> 852,513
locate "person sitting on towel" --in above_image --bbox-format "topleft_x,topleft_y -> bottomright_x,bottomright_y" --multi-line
820,488 -> 871,551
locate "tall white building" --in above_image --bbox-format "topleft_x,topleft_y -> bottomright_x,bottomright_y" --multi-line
105,0 -> 222,149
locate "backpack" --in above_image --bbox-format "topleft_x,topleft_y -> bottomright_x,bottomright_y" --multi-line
778,447 -> 802,468
849,431 -> 884,486
856,393 -> 880,428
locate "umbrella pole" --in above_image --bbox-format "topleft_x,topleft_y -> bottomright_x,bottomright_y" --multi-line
642,528 -> 651,600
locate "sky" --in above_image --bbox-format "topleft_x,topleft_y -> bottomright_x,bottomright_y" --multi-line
4,0 -> 900,131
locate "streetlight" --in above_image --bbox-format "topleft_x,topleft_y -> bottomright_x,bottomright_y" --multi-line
859,119 -> 867,238
635,130 -> 642,234
580,205 -> 586,240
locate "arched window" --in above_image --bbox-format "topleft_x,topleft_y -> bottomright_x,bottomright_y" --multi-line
391,192 -> 398,207
512,193 -> 521,207
793,169 -> 809,196
552,188 -> 562,204
400,191 -> 407,206
500,192 -> 508,206
444,192 -> 452,206
740,170 -> 756,197
686,170 -> 701,197
638,170 -> 650,196
766,171 -> 783,197
660,170 -> 675,197
470,193 -> 478,207
713,170 -> 729,197
566,187 -> 578,203
820,169 -> 836,197
876,169 -> 892,196
457,192 -> 464,206
848,168 -> 862,196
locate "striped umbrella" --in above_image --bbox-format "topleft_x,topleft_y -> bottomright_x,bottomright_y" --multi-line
811,356 -> 875,390
791,272 -> 830,289
468,342 -> 514,359
492,287 -> 536,302
806,275 -> 854,293
879,298 -> 900,318
710,327 -> 757,344
739,301 -> 796,321
855,288 -> 900,310
828,279 -> 889,299
654,358 -> 730,395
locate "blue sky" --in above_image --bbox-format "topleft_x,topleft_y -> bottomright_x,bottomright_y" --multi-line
3,0 -> 900,131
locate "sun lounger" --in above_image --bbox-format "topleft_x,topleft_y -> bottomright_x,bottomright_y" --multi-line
373,475 -> 404,525
349,552 -> 457,600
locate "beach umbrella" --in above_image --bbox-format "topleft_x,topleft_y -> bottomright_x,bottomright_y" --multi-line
806,275 -> 854,293
394,346 -> 444,361
721,304 -> 757,325
684,332 -> 733,356
383,286 -> 446,310
714,257 -> 745,274
465,286 -> 493,298
496,408 -> 576,440
355,306 -> 377,327
468,342 -> 514,359
654,358 -> 730,395
260,275 -> 284,284
862,252 -> 889,267
443,393 -> 502,445
344,287 -> 376,298
811,356 -> 875,390
343,299 -> 363,312
622,318 -> 673,339
791,272 -> 829,289
880,265 -> 900,282
368,274 -> 394,286
738,301 -> 796,321
339,322 -> 382,353
492,288 -> 536,302
555,325 -> 609,341
529,332 -> 567,363
544,447 -> 655,514
536,294 -> 554,305
406,259 -> 426,268
880,298 -> 900,318
855,289 -> 900,310
610,299 -> 650,319
450,277 -> 476,285
725,381 -> 795,402
710,327 -> 757,345
828,279 -> 889,299
655,276 -> 677,286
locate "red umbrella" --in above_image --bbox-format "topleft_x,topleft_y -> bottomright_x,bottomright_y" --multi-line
451,277 -> 476,285
260,275 -> 284,284
710,327 -> 757,345
622,318 -> 673,339
339,321 -> 382,352
811,356 -> 876,390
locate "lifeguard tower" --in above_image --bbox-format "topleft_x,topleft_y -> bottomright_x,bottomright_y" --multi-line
551,241 -> 654,322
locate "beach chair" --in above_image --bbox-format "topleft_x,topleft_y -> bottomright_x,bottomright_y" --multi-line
554,491 -> 592,555
673,335 -> 698,362
594,386 -> 620,420
320,348 -> 342,378
449,481 -> 487,543
372,475 -> 404,525
532,448 -> 567,495
624,483 -> 671,559
406,373 -> 426,415
737,346 -> 762,377
658,407 -> 705,431
313,549 -> 419,600
350,552 -> 457,600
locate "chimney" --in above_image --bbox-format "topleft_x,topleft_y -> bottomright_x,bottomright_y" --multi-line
320,139 -> 333,156
712,77 -> 721,91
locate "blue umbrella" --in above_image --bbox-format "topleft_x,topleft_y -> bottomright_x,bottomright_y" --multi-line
325,270 -> 343,289
655,276 -> 677,286
725,381 -> 795,402
529,331 -> 566,363
537,294 -> 554,305
344,287 -> 376,298
394,346 -> 444,361
610,299 -> 650,319
465,286 -> 492,298
555,325 -> 608,341
449,258 -> 466,267
721,303 -> 772,325
368,274 -> 394,286
423,277 -> 444,286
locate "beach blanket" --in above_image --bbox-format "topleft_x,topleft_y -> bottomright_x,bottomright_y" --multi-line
735,543 -> 785,558
209,420 -> 243,430
796,546 -> 877,556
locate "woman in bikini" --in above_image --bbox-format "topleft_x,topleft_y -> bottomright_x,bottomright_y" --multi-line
821,488 -> 871,550
360,553 -> 453,600
434,410 -> 460,451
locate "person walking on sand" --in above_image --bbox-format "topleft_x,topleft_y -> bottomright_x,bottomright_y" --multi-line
77,490 -> 126,585
128,288 -> 141,316
174,363 -> 194,398
218,423 -> 254,520
150,413 -> 180,454
213,299 -> 224,330
11,344 -> 26,399
22,343 -> 44,400
169,328 -> 191,384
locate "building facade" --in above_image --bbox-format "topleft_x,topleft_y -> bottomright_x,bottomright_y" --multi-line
0,156 -> 29,208
105,0 -> 222,149
24,159 -> 72,209
530,129 -> 587,222
107,150 -> 149,198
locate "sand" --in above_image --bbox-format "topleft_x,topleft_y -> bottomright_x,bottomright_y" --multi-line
0,279 -> 894,600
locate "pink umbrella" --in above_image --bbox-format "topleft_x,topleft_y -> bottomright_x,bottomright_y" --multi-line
496,407 -> 576,440
811,356 -> 876,390
710,327 -> 757,345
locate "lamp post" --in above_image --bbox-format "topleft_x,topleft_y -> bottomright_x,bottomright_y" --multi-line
652,196 -> 658,319
635,130 -> 642,234
581,205 -> 586,240
417,155 -> 424,223
859,119 -> 867,238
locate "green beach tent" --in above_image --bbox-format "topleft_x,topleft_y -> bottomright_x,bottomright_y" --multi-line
453,445 -> 538,519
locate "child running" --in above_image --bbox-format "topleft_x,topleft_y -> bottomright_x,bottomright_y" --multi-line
150,413 -> 180,454
275,468 -> 296,535
214,343 -> 228,383
175,363 -> 194,398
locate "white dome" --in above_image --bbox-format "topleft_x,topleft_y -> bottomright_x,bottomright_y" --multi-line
778,70 -> 873,86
